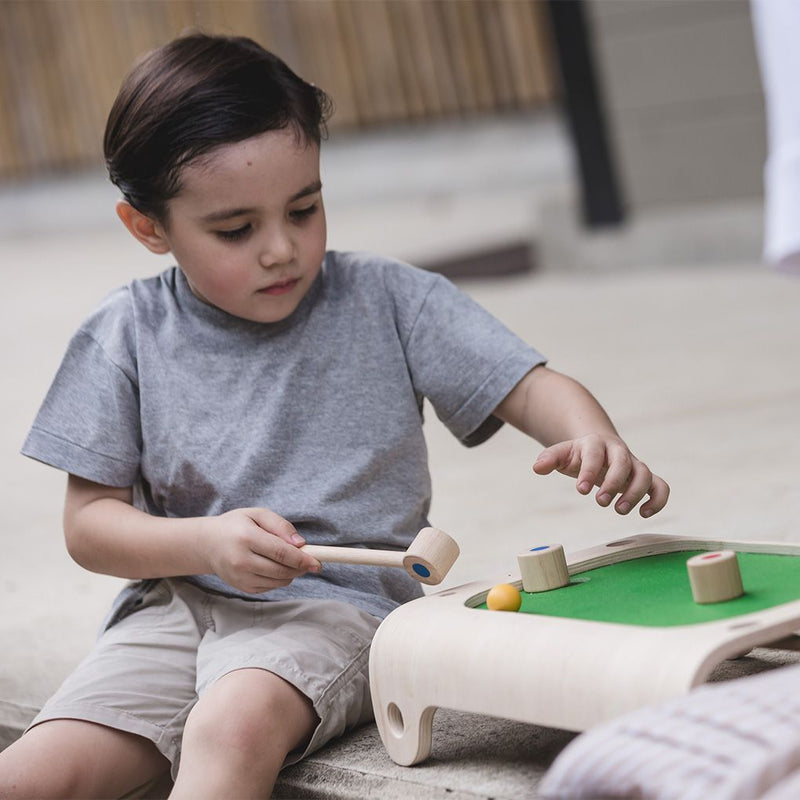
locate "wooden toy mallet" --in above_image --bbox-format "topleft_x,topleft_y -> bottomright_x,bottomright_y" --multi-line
301,526 -> 459,585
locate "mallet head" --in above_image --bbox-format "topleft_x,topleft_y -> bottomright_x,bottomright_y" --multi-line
402,526 -> 460,585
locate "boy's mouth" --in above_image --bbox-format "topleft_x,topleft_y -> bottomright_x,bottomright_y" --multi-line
258,278 -> 300,296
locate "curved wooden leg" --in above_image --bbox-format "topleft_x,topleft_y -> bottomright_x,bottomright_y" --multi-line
373,701 -> 437,766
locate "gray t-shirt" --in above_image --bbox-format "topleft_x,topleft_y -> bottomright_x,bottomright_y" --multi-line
23,251 -> 545,618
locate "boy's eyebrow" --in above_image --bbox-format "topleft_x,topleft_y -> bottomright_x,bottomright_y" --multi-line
291,180 -> 323,201
200,181 -> 323,223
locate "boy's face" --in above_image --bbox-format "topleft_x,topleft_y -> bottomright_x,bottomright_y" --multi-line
155,128 -> 327,324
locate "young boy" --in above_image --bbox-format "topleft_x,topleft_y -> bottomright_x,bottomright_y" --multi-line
0,33 -> 669,799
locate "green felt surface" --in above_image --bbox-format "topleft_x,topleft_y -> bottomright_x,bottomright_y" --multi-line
477,551 -> 800,627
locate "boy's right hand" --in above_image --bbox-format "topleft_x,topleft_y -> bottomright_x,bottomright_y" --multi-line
198,508 -> 321,594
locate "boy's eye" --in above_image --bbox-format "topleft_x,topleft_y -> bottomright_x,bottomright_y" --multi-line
215,224 -> 252,242
290,204 -> 318,222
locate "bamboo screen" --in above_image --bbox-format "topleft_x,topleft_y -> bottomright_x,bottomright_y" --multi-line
0,0 -> 557,178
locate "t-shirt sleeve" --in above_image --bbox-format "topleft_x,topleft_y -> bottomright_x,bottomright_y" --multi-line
21,303 -> 142,487
400,270 -> 546,447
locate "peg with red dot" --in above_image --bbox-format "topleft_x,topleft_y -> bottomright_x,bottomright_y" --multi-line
687,550 -> 744,604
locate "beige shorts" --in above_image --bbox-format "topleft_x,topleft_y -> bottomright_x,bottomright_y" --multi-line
29,579 -> 381,778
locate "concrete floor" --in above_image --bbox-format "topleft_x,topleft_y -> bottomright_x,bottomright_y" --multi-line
2,113 -> 800,796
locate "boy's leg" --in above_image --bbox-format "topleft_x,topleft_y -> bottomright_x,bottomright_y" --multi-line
0,718 -> 170,799
171,595 -> 379,799
170,667 -> 318,799
0,580 -> 202,798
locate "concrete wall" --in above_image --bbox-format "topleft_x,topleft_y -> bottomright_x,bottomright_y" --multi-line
587,0 -> 766,211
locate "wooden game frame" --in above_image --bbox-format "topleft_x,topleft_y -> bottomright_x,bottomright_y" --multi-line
369,533 -> 800,766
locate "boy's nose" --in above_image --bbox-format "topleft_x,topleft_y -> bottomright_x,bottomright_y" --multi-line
258,226 -> 294,268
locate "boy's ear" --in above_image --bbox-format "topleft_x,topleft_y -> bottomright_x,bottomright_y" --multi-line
116,201 -> 171,254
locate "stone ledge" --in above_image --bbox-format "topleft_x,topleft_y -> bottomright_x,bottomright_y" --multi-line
276,709 -> 574,800
2,649 -> 799,799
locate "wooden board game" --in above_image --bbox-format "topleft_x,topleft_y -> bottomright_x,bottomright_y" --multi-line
369,534 -> 800,765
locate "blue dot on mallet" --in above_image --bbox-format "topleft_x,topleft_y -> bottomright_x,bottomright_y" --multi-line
530,545 -> 550,552
413,563 -> 431,578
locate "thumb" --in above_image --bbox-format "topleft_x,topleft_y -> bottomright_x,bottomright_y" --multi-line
246,508 -> 305,546
533,442 -> 572,475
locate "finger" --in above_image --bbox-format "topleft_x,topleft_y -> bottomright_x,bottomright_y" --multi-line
613,461 -> 653,514
247,507 -> 301,544
248,553 -> 308,582
245,508 -> 321,570
574,439 -> 608,496
639,476 -> 671,518
246,521 -> 321,572
243,550 -> 318,586
533,442 -> 574,476
595,447 -> 634,507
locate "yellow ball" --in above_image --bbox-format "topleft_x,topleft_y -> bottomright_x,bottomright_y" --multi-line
486,583 -> 522,612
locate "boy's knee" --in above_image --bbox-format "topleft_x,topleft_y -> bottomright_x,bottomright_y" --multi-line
185,696 -> 272,757
185,669 -> 317,760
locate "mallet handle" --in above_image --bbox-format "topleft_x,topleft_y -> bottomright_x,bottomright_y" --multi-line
301,544 -> 404,568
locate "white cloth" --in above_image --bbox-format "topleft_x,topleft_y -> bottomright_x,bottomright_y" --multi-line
540,663 -> 800,799
752,0 -> 800,266
762,765 -> 800,799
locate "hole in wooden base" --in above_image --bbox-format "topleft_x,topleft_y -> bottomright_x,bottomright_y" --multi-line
387,702 -> 405,738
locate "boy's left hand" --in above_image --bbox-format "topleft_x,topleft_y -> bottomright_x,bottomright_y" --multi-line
533,434 -> 670,518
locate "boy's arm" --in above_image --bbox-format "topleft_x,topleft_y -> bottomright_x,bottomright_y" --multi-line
494,366 -> 669,517
63,475 -> 321,594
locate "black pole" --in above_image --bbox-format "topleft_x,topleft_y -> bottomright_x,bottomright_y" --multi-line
547,0 -> 625,228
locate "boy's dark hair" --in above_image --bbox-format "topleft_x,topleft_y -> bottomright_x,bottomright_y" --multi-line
104,33 -> 332,222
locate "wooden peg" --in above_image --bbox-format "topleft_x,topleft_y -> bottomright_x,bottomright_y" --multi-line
517,544 -> 570,592
687,550 -> 744,604
301,527 -> 460,585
